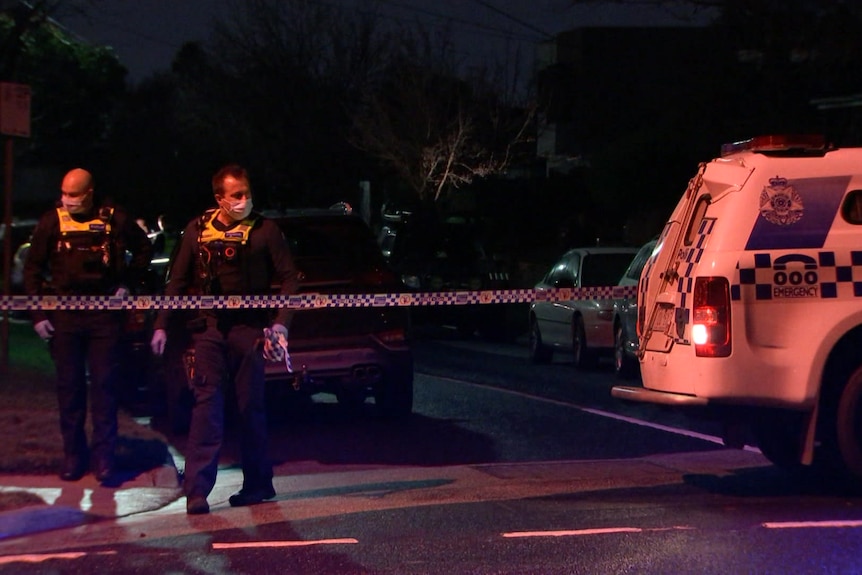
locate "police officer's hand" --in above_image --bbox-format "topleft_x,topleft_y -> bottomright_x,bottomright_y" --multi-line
34,319 -> 54,341
114,286 -> 130,298
151,328 -> 167,356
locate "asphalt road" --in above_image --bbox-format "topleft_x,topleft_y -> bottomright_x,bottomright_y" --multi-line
2,333 -> 862,574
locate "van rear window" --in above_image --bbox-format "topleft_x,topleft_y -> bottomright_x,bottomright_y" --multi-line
684,196 -> 711,246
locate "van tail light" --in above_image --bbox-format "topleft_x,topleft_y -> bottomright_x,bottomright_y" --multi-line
692,276 -> 731,357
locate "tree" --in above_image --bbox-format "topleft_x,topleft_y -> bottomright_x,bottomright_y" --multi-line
352,52 -> 535,202
350,25 -> 535,204
162,0 -> 389,208
162,0 -> 535,210
0,0 -> 125,166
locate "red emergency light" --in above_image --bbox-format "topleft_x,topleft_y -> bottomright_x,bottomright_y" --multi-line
720,134 -> 827,157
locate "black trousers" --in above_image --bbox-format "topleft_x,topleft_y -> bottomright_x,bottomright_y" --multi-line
49,310 -> 122,466
184,318 -> 272,499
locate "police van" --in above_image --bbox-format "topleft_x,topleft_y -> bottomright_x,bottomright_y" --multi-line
611,135 -> 862,480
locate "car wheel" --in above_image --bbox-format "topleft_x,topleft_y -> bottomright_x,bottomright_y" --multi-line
529,318 -> 552,364
614,324 -> 638,379
833,365 -> 862,479
375,373 -> 414,419
572,316 -> 596,369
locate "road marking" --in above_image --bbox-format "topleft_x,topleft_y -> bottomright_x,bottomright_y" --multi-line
430,374 -> 761,453
503,527 -> 642,537
212,538 -> 359,549
503,526 -> 695,538
0,551 -> 115,565
763,520 -> 862,529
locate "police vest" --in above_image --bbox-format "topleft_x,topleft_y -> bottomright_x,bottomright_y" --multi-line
197,208 -> 258,294
52,206 -> 117,290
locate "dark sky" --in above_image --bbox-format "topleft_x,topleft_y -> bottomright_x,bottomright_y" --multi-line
59,0 -> 705,84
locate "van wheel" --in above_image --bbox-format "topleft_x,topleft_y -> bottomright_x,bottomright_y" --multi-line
614,324 -> 637,379
572,316 -> 595,369
833,365 -> 862,479
751,409 -> 806,470
529,318 -> 553,364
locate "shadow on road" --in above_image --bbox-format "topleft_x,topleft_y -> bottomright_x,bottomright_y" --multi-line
683,465 -> 862,498
160,400 -> 498,470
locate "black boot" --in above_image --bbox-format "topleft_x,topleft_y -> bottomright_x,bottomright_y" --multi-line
60,455 -> 88,481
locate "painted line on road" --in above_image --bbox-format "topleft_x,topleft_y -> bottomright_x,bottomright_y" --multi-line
503,525 -> 695,538
503,527 -> 642,537
0,551 -> 116,566
428,374 -> 761,453
762,520 -> 862,529
212,538 -> 359,549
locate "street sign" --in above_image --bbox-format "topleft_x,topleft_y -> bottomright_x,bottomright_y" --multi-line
0,82 -> 31,138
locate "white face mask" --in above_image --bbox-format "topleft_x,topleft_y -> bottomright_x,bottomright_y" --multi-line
62,195 -> 90,215
219,197 -> 253,221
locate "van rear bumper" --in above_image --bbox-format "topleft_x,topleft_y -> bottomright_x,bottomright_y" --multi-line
611,385 -> 709,406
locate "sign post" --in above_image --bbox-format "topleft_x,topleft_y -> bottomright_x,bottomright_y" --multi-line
0,82 -> 31,373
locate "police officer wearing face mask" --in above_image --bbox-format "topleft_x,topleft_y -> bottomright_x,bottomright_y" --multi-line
23,168 -> 153,484
150,164 -> 298,515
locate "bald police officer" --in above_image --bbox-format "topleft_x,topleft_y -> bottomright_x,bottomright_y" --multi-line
24,168 -> 153,484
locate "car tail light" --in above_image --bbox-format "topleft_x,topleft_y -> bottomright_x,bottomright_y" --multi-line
376,328 -> 407,344
692,276 -> 731,357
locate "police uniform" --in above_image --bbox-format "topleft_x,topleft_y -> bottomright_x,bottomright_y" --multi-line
153,208 -> 298,503
23,202 -> 153,479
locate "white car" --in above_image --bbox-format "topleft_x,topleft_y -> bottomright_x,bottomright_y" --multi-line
529,246 -> 639,367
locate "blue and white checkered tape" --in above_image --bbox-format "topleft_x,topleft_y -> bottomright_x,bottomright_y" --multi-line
0,285 -> 637,311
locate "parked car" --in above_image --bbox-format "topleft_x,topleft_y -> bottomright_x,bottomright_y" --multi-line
529,246 -> 639,367
4,218 -> 37,294
612,238 -> 657,379
0,218 -> 37,254
154,208 -> 414,432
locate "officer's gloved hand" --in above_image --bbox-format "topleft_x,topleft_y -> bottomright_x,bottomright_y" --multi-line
34,319 -> 54,341
262,323 -> 289,366
151,329 -> 167,356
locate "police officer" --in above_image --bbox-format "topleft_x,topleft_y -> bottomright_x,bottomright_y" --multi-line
23,168 -> 153,484
150,164 -> 298,515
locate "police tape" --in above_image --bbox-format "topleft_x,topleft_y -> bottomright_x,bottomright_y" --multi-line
0,286 -> 638,311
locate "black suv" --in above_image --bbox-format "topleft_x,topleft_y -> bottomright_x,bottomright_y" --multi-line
155,208 -> 414,431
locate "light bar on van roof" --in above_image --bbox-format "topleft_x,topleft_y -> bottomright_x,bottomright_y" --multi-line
720,134 -> 826,157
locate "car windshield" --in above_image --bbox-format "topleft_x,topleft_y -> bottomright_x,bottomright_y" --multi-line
581,253 -> 636,287
279,217 -> 386,273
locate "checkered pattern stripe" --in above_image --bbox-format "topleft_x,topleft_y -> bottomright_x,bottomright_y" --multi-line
638,218 -> 717,308
675,218 -> 716,309
732,251 -> 862,301
0,286 -> 638,311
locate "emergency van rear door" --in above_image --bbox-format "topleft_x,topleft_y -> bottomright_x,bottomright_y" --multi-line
639,159 -> 753,353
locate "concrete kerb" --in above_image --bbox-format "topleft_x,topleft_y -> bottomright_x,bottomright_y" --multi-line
0,458 -> 182,540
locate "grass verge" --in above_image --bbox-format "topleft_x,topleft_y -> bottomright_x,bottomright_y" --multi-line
1,316 -> 172,512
